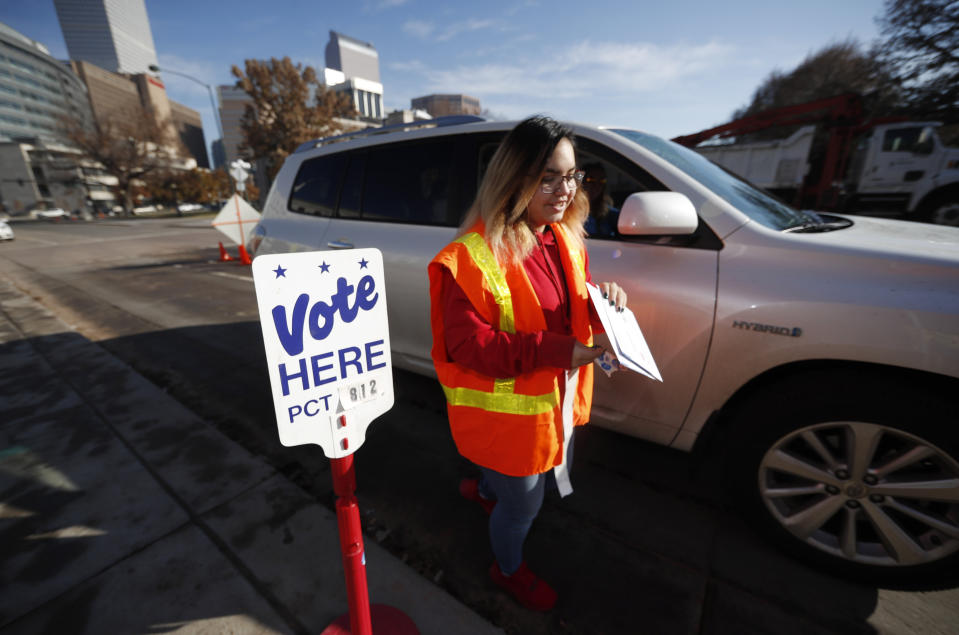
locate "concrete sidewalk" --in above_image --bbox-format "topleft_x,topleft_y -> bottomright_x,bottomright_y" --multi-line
0,278 -> 500,634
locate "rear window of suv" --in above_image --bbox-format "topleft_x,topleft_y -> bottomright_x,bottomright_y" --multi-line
288,138 -> 462,226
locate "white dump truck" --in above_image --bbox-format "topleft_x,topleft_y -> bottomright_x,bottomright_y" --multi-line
673,94 -> 959,225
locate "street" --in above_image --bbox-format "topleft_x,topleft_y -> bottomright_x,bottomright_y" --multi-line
1,217 -> 957,635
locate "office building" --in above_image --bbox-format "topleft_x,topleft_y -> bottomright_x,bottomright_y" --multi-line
170,101 -> 208,169
53,0 -> 158,74
217,85 -> 251,169
70,60 -> 202,168
324,32 -> 384,122
411,94 -> 481,118
0,22 -> 101,215
324,68 -> 383,121
0,22 -> 94,142
325,31 -> 379,83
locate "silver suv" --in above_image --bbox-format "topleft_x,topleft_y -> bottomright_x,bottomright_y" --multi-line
251,116 -> 959,584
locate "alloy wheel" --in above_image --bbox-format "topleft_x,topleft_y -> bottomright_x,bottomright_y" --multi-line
758,421 -> 959,566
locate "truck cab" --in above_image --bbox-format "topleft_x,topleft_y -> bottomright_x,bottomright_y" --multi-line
849,123 -> 959,222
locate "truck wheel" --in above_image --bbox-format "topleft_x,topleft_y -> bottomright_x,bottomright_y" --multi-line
727,370 -> 959,586
924,197 -> 959,226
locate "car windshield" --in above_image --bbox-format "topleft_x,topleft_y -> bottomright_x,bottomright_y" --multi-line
610,129 -> 817,231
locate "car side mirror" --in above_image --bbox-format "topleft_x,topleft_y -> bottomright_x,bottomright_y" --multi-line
618,192 -> 698,236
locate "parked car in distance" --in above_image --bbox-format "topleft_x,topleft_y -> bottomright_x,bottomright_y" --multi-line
0,219 -> 14,240
177,202 -> 205,213
29,208 -> 68,220
250,116 -> 959,585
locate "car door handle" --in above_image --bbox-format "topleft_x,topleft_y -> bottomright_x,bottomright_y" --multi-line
327,240 -> 354,249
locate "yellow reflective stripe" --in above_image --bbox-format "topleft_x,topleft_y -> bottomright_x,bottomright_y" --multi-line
455,232 -> 515,333
442,384 -> 559,415
570,250 -> 585,281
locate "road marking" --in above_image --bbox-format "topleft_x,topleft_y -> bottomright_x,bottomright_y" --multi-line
18,235 -> 60,246
210,271 -> 253,283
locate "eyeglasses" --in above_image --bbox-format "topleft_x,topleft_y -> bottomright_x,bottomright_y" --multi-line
539,170 -> 585,194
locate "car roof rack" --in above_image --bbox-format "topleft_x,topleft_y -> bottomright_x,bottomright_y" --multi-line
294,115 -> 486,153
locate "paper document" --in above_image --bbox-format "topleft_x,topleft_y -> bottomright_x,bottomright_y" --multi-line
587,283 -> 662,382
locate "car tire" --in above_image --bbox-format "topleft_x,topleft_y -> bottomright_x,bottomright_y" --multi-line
726,368 -> 959,587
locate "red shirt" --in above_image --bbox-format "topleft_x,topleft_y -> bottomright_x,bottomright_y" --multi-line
442,226 -> 594,378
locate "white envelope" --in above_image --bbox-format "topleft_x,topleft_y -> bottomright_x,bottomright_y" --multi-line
587,283 -> 662,382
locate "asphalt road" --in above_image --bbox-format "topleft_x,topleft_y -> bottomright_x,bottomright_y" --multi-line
2,216 -> 957,635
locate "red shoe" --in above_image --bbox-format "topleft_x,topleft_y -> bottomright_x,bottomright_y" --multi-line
489,561 -> 557,611
459,477 -> 496,515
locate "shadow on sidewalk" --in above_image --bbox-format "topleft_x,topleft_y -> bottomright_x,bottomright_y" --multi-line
88,324 -> 892,635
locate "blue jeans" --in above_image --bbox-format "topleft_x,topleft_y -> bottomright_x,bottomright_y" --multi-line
478,430 -> 575,576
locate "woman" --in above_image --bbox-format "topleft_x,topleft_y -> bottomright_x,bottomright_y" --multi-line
428,116 -> 626,611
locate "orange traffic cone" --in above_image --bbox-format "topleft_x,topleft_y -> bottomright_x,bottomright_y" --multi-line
218,242 -> 235,262
238,243 -> 253,265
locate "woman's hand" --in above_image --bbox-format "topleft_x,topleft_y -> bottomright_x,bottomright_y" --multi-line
598,281 -> 627,312
571,341 -> 605,368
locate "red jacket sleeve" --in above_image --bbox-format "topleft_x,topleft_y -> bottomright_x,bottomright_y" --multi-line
441,269 -> 574,377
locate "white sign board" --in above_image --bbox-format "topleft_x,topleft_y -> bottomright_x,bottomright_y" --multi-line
212,194 -> 261,246
252,249 -> 394,458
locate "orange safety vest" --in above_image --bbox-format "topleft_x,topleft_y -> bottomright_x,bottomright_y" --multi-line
428,220 -> 595,476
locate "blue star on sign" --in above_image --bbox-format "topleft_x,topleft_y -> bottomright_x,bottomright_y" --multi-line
273,264 -> 287,278
359,258 -> 369,269
319,261 -> 330,273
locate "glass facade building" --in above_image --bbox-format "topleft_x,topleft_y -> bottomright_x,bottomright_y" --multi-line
53,0 -> 158,74
0,22 -> 93,143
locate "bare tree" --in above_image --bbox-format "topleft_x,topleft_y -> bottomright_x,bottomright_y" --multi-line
231,57 -> 356,182
60,107 -> 181,216
876,0 -> 959,121
731,40 -> 901,125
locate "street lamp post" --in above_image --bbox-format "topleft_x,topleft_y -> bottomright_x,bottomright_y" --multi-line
148,64 -> 225,152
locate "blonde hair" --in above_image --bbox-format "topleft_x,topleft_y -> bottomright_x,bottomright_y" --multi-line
458,116 -> 587,265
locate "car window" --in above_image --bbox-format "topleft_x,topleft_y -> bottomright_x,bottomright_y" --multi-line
575,136 -> 666,241
611,128 -> 813,231
361,140 -> 456,225
882,127 -> 925,153
338,153 -> 365,219
289,153 -> 348,217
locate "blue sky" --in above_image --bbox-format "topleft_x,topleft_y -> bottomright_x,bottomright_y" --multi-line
3,0 -> 886,154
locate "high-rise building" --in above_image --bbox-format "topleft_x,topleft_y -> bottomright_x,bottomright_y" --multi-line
169,101 -> 208,169
325,31 -> 379,83
0,22 -> 94,142
70,60 -> 203,168
53,0 -> 158,74
411,94 -> 481,119
323,31 -> 384,122
217,85 -> 251,168
0,22 -> 103,216
324,68 -> 383,121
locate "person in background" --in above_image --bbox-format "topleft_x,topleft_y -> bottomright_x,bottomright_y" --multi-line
428,116 -> 627,611
582,162 -> 619,238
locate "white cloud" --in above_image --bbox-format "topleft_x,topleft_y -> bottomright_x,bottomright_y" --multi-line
403,20 -> 435,39
403,17 -> 500,42
397,39 -> 733,98
434,18 -> 498,42
387,38 -> 738,132
363,0 -> 409,11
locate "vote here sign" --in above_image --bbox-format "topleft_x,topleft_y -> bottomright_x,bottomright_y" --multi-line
252,249 -> 394,458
